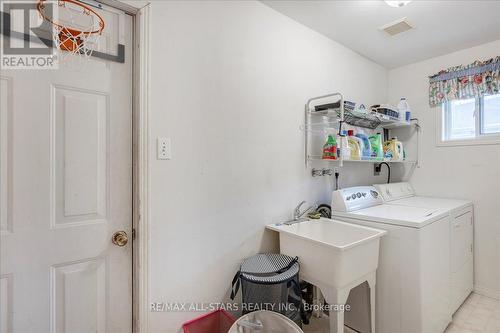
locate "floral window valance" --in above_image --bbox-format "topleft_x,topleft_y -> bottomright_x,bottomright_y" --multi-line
429,56 -> 500,107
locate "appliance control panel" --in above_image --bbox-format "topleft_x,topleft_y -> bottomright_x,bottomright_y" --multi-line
374,182 -> 415,202
332,186 -> 383,212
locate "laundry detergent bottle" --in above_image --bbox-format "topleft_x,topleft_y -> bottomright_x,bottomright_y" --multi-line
369,133 -> 384,161
355,133 -> 372,160
338,130 -> 350,160
347,130 -> 361,160
322,134 -> 337,160
383,137 -> 404,161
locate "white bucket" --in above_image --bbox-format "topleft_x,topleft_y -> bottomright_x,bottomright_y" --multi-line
229,310 -> 303,333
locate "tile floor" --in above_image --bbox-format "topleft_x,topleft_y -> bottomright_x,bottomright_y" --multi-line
303,293 -> 500,333
445,293 -> 500,333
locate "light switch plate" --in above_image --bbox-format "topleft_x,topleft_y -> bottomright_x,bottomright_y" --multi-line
157,137 -> 171,160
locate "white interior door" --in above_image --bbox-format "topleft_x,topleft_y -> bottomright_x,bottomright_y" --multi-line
0,4 -> 133,333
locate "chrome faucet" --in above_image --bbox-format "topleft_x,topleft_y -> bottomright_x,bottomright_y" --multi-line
284,201 -> 317,225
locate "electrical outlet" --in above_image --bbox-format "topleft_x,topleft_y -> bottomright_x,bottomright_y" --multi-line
374,164 -> 381,176
157,137 -> 171,160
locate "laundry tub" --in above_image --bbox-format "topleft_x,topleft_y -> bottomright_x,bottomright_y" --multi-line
229,310 -> 303,333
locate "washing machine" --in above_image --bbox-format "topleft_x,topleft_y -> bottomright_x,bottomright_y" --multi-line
331,186 -> 452,333
374,182 -> 474,314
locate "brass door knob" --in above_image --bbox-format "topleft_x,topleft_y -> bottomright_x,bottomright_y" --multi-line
112,231 -> 128,247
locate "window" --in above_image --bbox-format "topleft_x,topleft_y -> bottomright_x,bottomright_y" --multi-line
482,94 -> 500,134
442,93 -> 500,143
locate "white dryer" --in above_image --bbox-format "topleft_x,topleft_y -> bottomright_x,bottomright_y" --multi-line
374,182 -> 474,314
331,186 -> 452,333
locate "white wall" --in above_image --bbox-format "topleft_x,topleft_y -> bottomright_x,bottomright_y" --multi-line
388,40 -> 500,300
147,1 -> 390,331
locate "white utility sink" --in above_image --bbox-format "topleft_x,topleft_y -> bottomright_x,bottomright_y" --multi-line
267,218 -> 386,333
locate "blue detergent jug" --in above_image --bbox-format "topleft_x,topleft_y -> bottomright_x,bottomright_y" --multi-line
355,133 -> 372,160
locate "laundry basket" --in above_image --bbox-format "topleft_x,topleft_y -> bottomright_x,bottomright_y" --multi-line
230,254 -> 302,326
228,310 -> 303,333
182,309 -> 235,333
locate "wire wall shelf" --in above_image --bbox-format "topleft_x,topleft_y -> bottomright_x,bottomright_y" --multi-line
307,156 -> 418,164
304,92 -> 420,168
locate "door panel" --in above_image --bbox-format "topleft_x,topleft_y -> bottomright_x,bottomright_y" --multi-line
0,76 -> 12,235
53,86 -> 109,227
0,273 -> 13,333
52,258 -> 106,333
0,6 -> 133,333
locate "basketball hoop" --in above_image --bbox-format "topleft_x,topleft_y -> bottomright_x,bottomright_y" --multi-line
37,0 -> 105,61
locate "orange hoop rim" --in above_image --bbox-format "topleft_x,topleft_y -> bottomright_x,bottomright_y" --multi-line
37,0 -> 105,36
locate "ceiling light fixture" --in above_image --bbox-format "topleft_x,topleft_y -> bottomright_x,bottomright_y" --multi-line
384,1 -> 412,7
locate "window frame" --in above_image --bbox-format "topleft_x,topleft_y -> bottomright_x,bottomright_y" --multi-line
480,95 -> 500,136
437,95 -> 500,147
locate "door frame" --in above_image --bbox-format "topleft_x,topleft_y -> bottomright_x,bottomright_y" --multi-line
96,1 -> 151,332
132,4 -> 151,333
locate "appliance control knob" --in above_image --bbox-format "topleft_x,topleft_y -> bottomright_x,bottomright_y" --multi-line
351,194 -> 357,200
357,192 -> 362,198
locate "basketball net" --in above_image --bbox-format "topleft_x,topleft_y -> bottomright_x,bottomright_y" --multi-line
37,0 -> 105,64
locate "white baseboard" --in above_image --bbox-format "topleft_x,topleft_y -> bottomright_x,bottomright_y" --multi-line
474,285 -> 500,300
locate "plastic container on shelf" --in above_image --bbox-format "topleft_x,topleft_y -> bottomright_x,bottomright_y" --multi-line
338,130 -> 350,160
355,133 -> 372,160
369,133 -> 384,161
347,130 -> 364,160
347,130 -> 361,160
383,137 -> 404,161
182,309 -> 236,333
322,134 -> 337,160
397,98 -> 411,122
